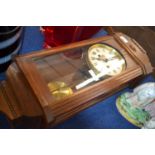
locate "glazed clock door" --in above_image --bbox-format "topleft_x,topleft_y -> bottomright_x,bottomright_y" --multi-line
31,42 -> 127,103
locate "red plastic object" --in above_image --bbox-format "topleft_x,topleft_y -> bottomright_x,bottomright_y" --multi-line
41,26 -> 102,48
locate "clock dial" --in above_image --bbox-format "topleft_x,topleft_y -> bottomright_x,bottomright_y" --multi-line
87,44 -> 126,76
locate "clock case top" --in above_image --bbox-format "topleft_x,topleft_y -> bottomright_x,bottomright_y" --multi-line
0,31 -> 153,128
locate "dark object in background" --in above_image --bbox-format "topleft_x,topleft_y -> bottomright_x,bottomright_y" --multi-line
0,26 -> 23,73
113,26 -> 155,67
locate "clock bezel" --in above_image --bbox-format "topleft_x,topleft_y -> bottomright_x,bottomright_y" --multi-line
85,43 -> 127,76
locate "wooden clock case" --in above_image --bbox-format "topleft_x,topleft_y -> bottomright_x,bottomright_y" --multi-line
0,30 -> 153,128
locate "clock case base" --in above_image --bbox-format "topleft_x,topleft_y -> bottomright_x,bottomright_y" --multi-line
0,65 -> 146,128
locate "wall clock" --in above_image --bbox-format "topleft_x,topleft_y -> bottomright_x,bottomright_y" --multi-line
0,29 -> 153,128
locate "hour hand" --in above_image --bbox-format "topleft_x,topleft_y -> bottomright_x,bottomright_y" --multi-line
92,56 -> 107,62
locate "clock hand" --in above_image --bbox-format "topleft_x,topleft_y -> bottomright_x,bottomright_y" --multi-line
92,57 -> 108,62
107,56 -> 118,61
96,55 -> 117,62
75,69 -> 108,90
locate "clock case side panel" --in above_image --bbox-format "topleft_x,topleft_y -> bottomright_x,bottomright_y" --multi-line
6,63 -> 43,117
113,32 -> 153,74
0,63 -> 46,128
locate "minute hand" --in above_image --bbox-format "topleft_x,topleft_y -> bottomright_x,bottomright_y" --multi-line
106,56 -> 118,61
75,70 -> 107,90
97,56 -> 117,62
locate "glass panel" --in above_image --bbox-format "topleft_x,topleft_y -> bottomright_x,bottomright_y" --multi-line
33,43 -> 126,102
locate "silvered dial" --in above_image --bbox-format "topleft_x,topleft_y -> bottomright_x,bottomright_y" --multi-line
87,44 -> 126,76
